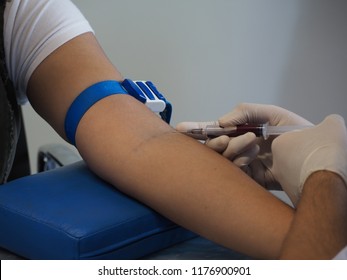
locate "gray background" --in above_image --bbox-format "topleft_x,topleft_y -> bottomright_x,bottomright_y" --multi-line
22,0 -> 347,172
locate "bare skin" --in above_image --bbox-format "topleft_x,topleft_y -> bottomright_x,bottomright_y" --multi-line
279,171 -> 347,259
27,32 -> 294,259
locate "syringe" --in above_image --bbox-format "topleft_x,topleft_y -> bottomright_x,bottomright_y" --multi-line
181,123 -> 313,140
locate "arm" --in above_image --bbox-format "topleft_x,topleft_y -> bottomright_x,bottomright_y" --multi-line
190,104 -> 347,259
279,171 -> 347,259
270,114 -> 347,259
26,32 -> 294,259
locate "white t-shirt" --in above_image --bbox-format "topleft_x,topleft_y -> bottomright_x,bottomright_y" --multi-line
3,0 -> 94,105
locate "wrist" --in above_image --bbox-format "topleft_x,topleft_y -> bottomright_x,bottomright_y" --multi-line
303,170 -> 347,194
280,169 -> 347,259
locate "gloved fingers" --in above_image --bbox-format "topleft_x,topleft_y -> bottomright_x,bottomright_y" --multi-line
205,135 -> 230,153
218,103 -> 312,127
206,133 -> 259,167
248,159 -> 267,187
205,133 -> 259,163
218,103 -> 273,127
248,160 -> 281,190
232,144 -> 260,167
221,132 -> 258,160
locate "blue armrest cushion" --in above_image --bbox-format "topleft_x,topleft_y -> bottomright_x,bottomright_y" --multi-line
0,161 -> 195,259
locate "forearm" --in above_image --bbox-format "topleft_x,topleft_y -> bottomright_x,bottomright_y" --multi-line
74,94 -> 294,259
279,171 -> 347,259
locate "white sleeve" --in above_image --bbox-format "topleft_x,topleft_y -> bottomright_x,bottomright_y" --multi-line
3,0 -> 94,105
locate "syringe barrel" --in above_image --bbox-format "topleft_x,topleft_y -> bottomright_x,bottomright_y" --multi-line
235,124 -> 265,137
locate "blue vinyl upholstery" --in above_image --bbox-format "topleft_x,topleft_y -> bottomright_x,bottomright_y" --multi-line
0,161 -> 195,259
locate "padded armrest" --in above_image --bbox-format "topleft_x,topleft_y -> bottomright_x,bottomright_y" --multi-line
0,161 -> 195,259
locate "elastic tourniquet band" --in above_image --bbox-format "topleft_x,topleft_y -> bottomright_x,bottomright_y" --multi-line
64,80 -> 127,145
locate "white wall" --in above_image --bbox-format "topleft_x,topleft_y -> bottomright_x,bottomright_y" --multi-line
23,0 -> 347,172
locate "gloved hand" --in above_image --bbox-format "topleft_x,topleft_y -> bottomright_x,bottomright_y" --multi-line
206,132 -> 260,168
271,114 -> 347,206
177,103 -> 313,189
217,103 -> 313,189
176,121 -> 259,168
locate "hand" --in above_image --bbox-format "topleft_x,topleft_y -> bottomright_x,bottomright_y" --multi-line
218,103 -> 312,127
176,121 -> 259,168
177,103 -> 313,189
217,103 -> 313,189
271,114 -> 347,206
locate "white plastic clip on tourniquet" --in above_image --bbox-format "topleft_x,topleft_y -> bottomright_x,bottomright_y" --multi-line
64,79 -> 172,145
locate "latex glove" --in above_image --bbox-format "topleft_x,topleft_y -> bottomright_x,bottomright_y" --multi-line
271,114 -> 347,206
206,132 -> 259,168
219,103 -> 312,127
176,121 -> 259,168
217,103 -> 313,189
